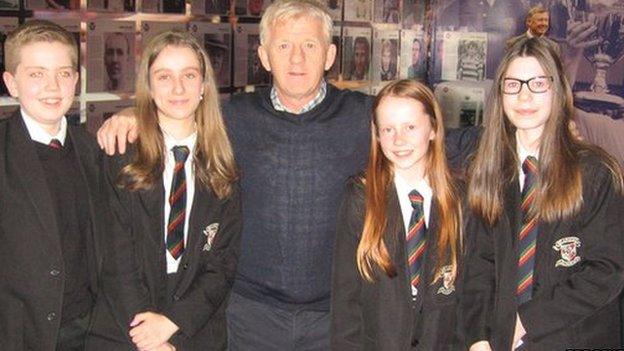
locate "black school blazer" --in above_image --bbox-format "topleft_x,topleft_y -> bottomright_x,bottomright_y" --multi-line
87,148 -> 242,351
331,177 -> 463,351
0,112 -> 108,351
461,151 -> 624,350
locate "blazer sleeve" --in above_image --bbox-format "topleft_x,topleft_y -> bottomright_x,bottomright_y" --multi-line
164,184 -> 242,342
459,211 -> 496,347
445,126 -> 481,171
518,159 -> 624,340
99,154 -> 153,335
330,179 -> 366,351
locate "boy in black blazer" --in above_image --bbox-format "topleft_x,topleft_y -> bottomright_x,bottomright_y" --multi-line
0,20 -> 109,350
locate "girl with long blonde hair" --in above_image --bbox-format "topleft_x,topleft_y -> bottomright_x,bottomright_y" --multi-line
88,31 -> 241,351
331,79 -> 463,350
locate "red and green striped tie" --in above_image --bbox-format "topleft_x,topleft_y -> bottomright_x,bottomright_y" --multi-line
167,145 -> 190,260
407,190 -> 426,295
517,156 -> 539,304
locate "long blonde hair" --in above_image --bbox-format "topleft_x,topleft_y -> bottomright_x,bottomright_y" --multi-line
357,79 -> 462,285
468,37 -> 622,224
119,30 -> 237,199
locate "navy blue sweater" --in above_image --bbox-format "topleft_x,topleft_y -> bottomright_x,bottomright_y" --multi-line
223,85 -> 479,311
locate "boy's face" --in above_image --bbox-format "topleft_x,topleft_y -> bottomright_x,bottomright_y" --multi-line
2,41 -> 78,133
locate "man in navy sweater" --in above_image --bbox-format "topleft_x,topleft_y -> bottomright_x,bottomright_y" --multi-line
96,1 -> 478,349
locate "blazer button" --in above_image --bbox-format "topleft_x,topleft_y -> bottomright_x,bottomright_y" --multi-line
173,295 -> 180,301
182,263 -> 189,270
50,269 -> 61,277
46,312 -> 57,321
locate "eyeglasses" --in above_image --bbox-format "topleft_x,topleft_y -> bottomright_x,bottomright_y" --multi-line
502,76 -> 553,94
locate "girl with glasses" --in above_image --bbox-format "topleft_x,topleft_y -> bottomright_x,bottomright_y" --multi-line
461,37 -> 624,350
331,79 -> 464,350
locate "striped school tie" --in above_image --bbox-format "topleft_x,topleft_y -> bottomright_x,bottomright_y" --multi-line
166,145 -> 190,260
517,156 -> 539,305
407,190 -> 426,295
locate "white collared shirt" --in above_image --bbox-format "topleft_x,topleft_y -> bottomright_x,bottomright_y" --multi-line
21,108 -> 67,146
517,136 -> 539,191
163,130 -> 197,274
394,172 -> 433,236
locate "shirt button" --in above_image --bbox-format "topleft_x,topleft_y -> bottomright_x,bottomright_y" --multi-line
50,269 -> 61,277
46,312 -> 57,321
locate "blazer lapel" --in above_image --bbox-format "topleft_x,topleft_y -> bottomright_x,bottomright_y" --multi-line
6,114 -> 60,244
173,182 -> 220,293
138,179 -> 166,249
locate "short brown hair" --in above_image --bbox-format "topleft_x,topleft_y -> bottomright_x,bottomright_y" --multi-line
4,19 -> 78,74
525,4 -> 548,24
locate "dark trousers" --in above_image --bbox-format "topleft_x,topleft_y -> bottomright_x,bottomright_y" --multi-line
56,312 -> 91,351
226,292 -> 330,351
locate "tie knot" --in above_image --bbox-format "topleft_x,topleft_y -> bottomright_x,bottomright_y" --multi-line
408,189 -> 423,209
522,156 -> 538,176
49,139 -> 62,150
172,146 -> 190,163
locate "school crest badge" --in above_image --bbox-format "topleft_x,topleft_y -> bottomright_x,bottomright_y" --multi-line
436,265 -> 455,295
202,223 -> 219,252
553,236 -> 581,267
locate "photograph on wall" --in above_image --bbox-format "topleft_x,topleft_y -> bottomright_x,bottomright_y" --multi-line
325,0 -> 342,20
191,0 -> 230,15
141,0 -> 185,13
326,25 -> 342,80
87,21 -> 136,93
234,24 -> 270,87
88,0 -> 135,12
344,0 -> 371,22
141,21 -> 187,48
434,81 -> 487,128
399,29 -> 425,80
439,31 -> 486,82
0,18 -> 18,97
86,100 -> 134,135
26,0 -> 79,9
247,0 -> 268,17
402,0 -> 424,29
373,0 -> 399,24
234,0 -> 246,15
372,30 -> 399,84
342,26 -> 371,81
0,0 -> 18,10
190,22 -> 232,88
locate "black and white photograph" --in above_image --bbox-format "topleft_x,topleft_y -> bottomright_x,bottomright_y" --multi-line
344,0 -> 371,22
87,21 -> 135,93
191,0 -> 230,15
205,33 -> 232,87
456,39 -> 485,81
86,100 -> 134,135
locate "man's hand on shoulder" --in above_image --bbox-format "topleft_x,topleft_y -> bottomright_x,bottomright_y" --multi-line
96,107 -> 138,155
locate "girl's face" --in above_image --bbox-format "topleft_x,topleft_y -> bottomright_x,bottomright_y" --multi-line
502,56 -> 553,142
376,96 -> 435,181
149,45 -> 204,126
